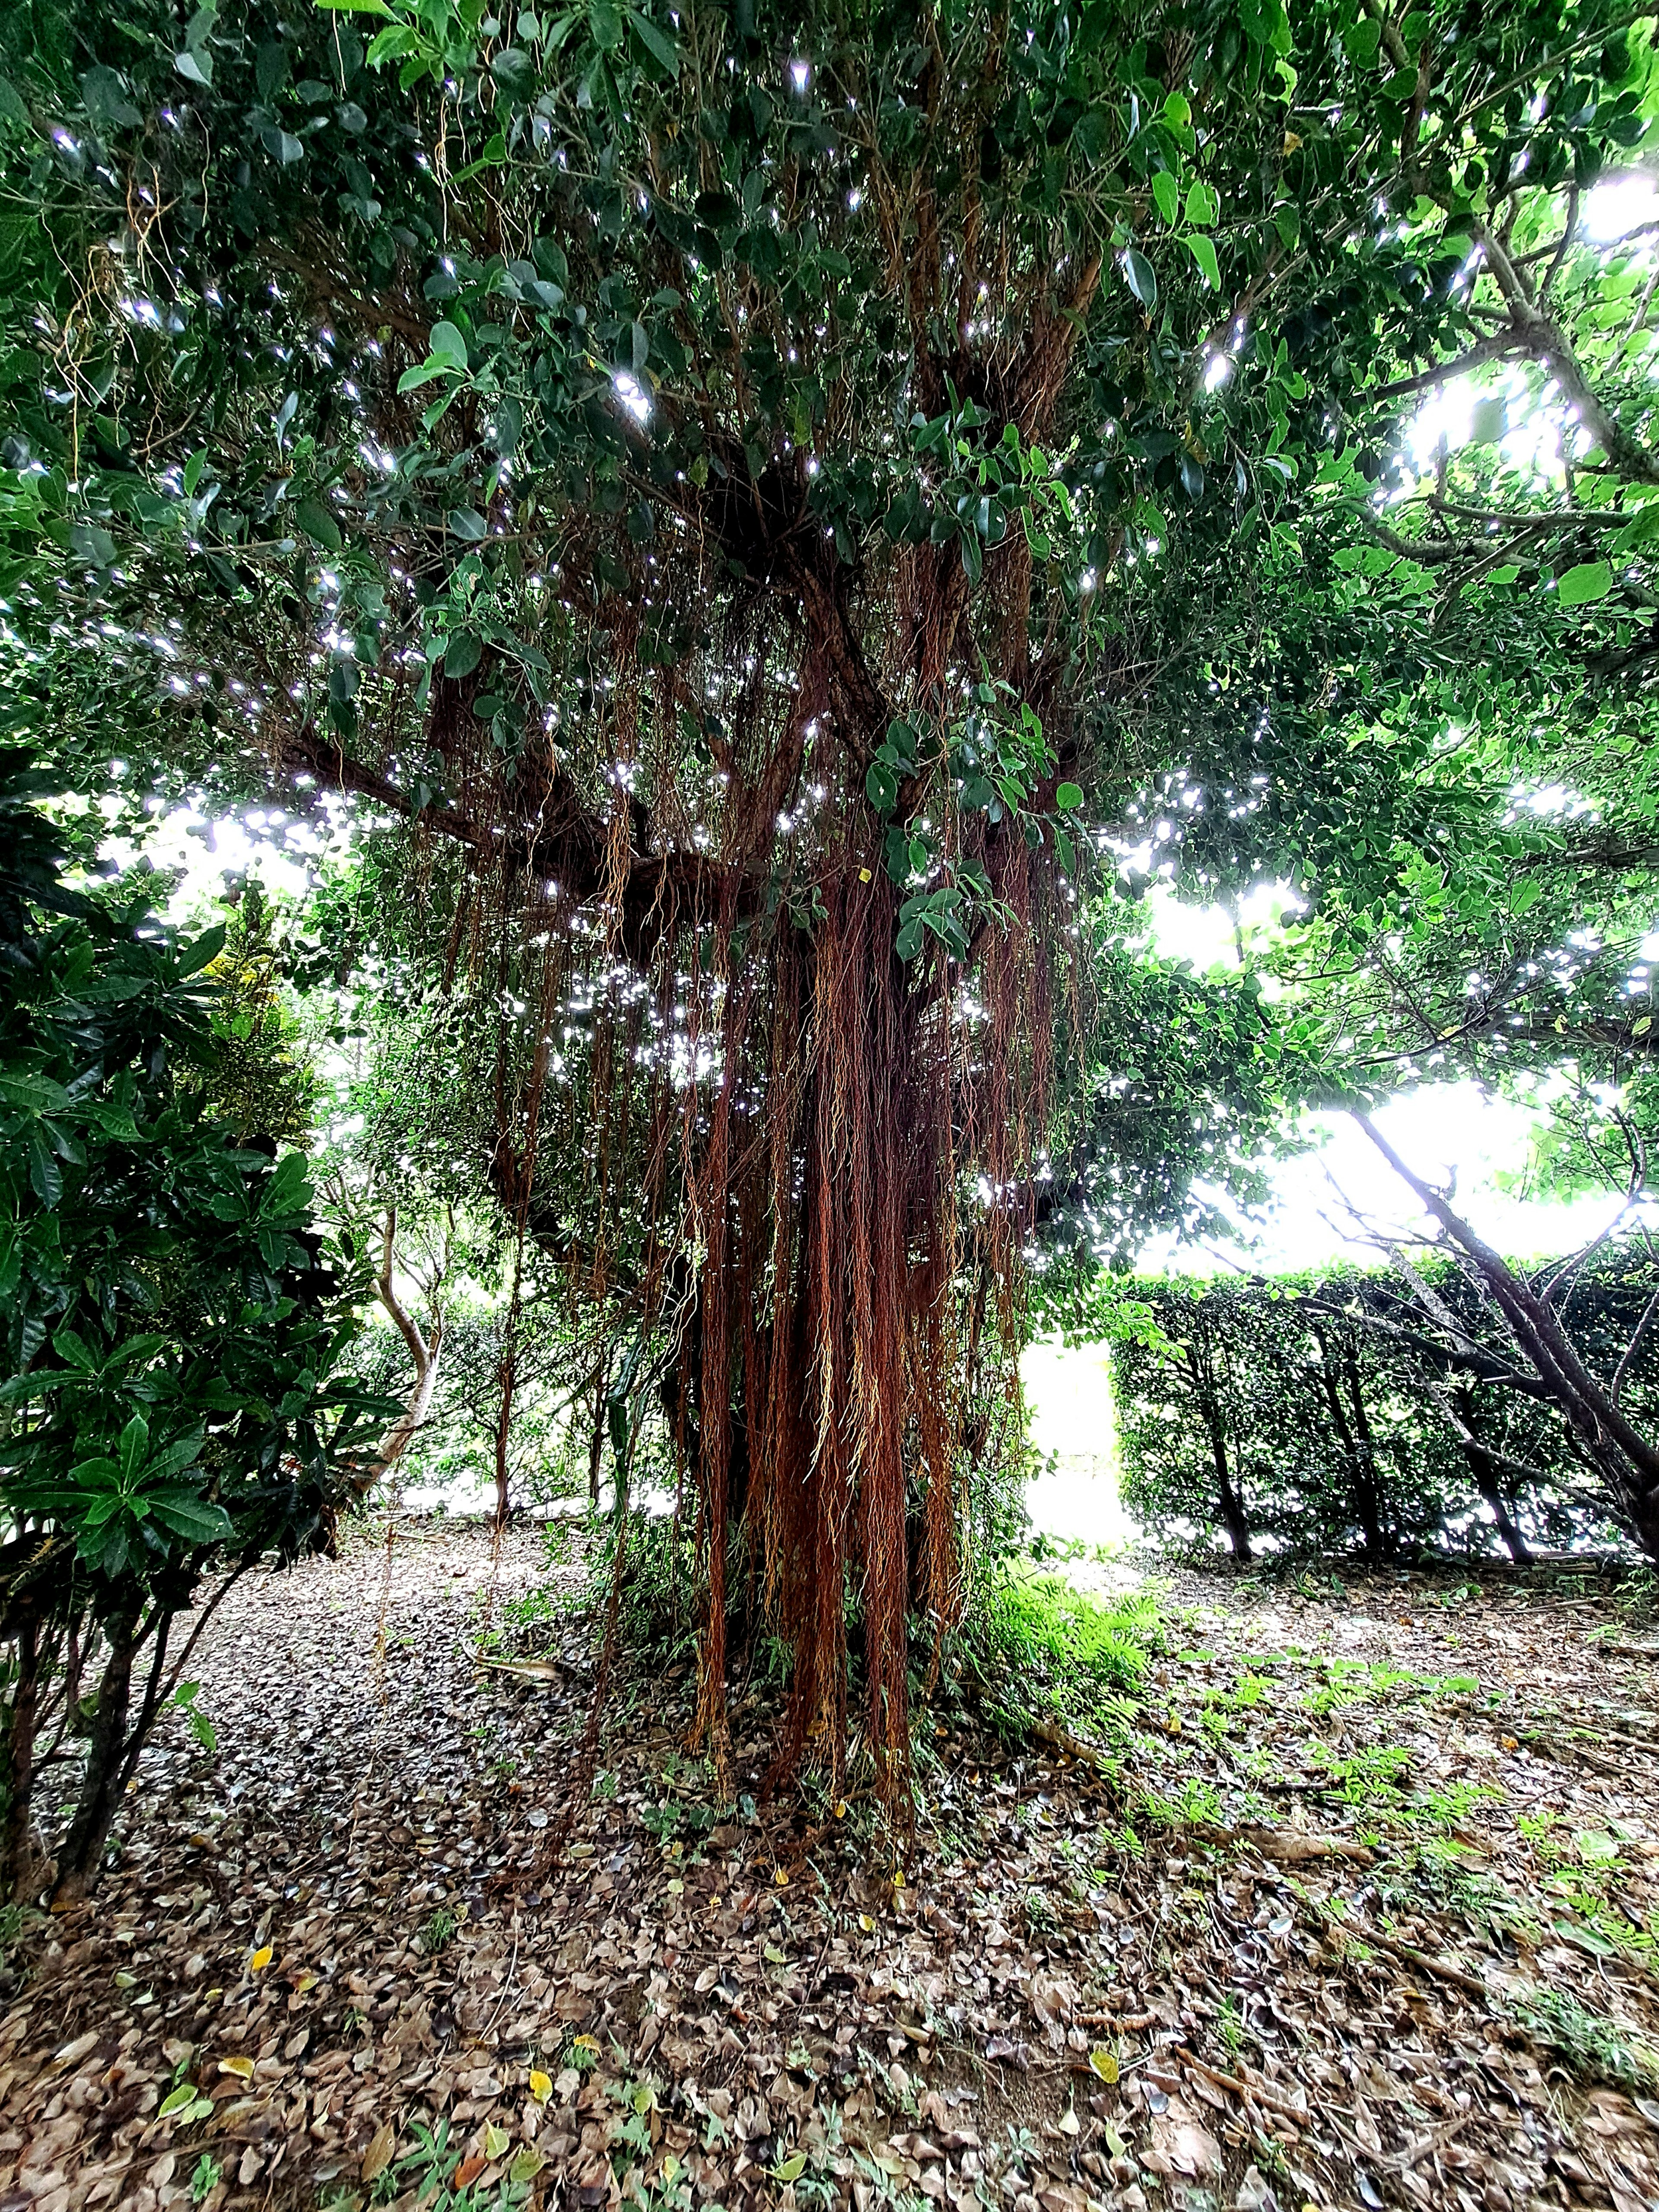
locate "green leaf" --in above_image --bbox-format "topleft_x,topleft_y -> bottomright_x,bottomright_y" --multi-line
590,0 -> 623,48
1121,247 -> 1157,311
69,522 -> 118,568
490,47 -> 537,95
295,498 -> 343,553
444,631 -> 483,678
446,507 -> 487,541
51,1327 -> 100,1371
174,48 -> 212,86
1150,171 -> 1179,227
1055,783 -> 1084,812
28,1133 -> 62,1208
0,1072 -> 71,1112
865,760 -> 899,814
1185,179 -> 1218,227
427,320 -> 470,369
118,1412 -> 150,1481
1186,234 -> 1220,289
1557,560 -> 1611,607
158,2084 -> 200,2118
150,1494 -> 235,1545
625,6 -> 679,73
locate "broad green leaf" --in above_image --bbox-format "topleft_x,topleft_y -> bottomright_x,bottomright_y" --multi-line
1186,234 -> 1220,289
118,1412 -> 150,1481
427,320 -> 470,369
1557,560 -> 1611,607
1151,171 -> 1179,227
1056,783 -> 1084,811
1121,246 -> 1158,311
626,7 -> 679,73
295,498 -> 343,552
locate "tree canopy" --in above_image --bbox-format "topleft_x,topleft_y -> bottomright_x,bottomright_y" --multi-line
6,0 -> 1659,1810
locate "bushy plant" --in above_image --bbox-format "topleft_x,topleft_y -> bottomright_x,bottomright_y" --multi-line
0,753 -> 391,1899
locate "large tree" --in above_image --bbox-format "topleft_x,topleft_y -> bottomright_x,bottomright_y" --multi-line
3,0 -> 1656,1802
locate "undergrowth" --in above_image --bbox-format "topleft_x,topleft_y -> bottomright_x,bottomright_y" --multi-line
952,1563 -> 1163,1745
1515,1986 -> 1659,2090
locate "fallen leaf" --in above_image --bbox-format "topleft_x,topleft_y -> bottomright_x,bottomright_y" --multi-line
248,1945 -> 273,1972
528,2069 -> 552,2103
483,2121 -> 509,2158
1089,2046 -> 1120,2085
218,2056 -> 254,2082
361,2120 -> 395,2183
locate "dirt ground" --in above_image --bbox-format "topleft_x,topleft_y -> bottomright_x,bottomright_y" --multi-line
3,1522 -> 1659,2212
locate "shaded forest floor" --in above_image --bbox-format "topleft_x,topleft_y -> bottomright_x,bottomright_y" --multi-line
5,1525 -> 1659,2212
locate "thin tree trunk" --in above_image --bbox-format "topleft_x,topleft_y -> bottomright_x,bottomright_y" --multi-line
2,1618 -> 41,1901
1358,1113 -> 1659,1560
1314,1326 -> 1384,1556
587,1350 -> 610,1506
52,1610 -> 140,1904
1343,1343 -> 1392,1557
1189,1346 -> 1251,1561
372,1206 -> 443,1476
1454,1389 -> 1532,1564
493,1341 -> 516,1531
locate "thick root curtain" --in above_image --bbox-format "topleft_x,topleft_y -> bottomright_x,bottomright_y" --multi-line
421,523 -> 1076,1808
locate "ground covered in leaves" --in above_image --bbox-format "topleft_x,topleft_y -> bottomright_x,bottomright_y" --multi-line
5,1521 -> 1659,2212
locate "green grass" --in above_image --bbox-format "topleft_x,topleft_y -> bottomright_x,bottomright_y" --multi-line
955,1562 -> 1163,1743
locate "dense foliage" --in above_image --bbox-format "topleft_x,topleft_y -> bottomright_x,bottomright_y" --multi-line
0,759 -> 387,1898
4,0 -> 1659,1817
1100,1253 -> 1659,1564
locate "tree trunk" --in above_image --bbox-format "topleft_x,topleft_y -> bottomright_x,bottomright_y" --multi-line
1358,1113 -> 1659,1563
586,1352 -> 610,1506
492,1340 -> 516,1532
372,1206 -> 444,1476
1453,1390 -> 1532,1564
1190,1348 -> 1252,1561
1314,1326 -> 1385,1557
1343,1344 -> 1392,1558
2,1618 -> 42,1901
52,1611 -> 139,1904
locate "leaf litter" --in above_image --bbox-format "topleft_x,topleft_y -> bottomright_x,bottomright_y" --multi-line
2,1525 -> 1658,2212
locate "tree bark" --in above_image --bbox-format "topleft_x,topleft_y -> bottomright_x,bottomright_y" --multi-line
51,1610 -> 139,1904
2,1618 -> 41,1902
1357,1113 -> 1659,1562
1189,1344 -> 1252,1561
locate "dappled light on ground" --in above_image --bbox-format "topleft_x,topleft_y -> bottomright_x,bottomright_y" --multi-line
4,1526 -> 1659,2211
